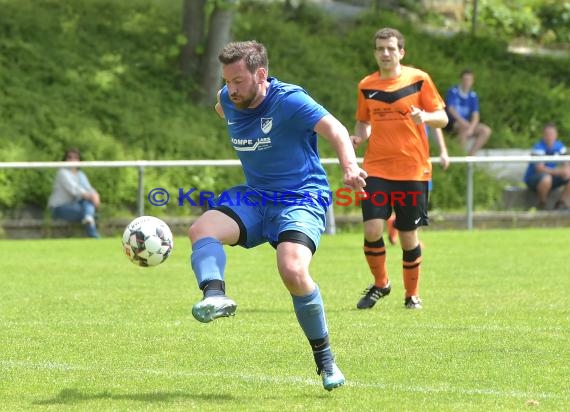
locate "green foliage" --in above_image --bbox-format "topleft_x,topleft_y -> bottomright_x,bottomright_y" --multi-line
0,0 -> 234,214
1,0 -> 569,216
430,163 -> 504,211
536,1 -> 570,44
464,0 -> 570,45
470,0 -> 541,39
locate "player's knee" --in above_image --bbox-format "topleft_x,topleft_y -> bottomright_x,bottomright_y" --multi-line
399,230 -> 419,250
278,254 -> 308,277
188,223 -> 201,242
188,219 -> 213,242
364,221 -> 383,241
279,263 -> 311,293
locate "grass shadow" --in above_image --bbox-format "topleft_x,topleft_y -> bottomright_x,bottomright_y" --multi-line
33,388 -> 235,405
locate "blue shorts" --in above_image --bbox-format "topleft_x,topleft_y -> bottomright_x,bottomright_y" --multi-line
208,185 -> 326,252
526,174 -> 569,191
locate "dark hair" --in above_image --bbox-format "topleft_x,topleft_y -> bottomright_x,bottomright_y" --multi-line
63,148 -> 81,161
460,69 -> 473,77
374,27 -> 405,50
218,40 -> 268,74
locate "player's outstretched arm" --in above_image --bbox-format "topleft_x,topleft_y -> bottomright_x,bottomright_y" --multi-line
315,114 -> 367,191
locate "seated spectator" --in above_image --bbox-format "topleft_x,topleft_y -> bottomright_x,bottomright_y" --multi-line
48,148 -> 101,238
445,69 -> 492,155
524,123 -> 570,210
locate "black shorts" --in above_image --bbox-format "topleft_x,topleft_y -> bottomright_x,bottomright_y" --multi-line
361,177 -> 429,231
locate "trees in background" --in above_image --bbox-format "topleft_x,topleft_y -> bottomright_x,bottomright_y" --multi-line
1,0 -> 567,213
180,0 -> 238,106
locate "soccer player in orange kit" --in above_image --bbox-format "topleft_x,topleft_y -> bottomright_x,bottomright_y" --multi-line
351,27 -> 448,310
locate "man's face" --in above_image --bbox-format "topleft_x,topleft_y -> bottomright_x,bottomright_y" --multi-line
460,73 -> 475,91
66,152 -> 80,162
222,59 -> 264,109
543,126 -> 558,147
374,37 -> 404,72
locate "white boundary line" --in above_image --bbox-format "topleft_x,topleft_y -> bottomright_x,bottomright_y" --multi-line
1,359 -> 566,401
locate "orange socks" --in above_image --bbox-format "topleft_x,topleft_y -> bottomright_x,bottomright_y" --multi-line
364,238 -> 389,288
402,244 -> 422,297
365,240 -> 423,297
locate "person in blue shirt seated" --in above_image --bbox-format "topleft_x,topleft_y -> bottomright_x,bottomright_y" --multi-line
445,69 -> 492,155
524,122 -> 570,210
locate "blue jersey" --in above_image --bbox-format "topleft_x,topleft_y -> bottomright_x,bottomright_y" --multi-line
219,77 -> 329,194
524,139 -> 567,183
445,86 -> 479,122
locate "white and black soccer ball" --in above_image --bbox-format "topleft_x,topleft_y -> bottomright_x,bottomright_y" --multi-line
122,216 -> 174,267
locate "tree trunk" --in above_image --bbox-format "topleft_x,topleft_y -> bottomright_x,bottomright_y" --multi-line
180,0 -> 206,78
471,0 -> 478,36
197,4 -> 235,106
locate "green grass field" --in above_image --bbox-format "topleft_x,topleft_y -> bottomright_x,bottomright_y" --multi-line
1,229 -> 569,411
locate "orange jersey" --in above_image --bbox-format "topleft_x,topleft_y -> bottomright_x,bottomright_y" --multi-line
355,66 -> 445,181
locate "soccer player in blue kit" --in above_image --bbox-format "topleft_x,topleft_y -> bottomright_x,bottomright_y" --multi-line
188,40 -> 367,391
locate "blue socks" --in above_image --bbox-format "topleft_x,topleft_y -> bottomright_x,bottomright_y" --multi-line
292,284 -> 328,340
292,285 -> 333,369
190,237 -> 226,294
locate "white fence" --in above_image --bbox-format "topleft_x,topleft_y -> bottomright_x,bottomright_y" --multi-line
2,155 -> 569,231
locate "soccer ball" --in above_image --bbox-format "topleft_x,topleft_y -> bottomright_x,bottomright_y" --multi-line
122,216 -> 174,267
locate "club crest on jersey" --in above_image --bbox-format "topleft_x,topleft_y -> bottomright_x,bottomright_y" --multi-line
261,118 -> 273,134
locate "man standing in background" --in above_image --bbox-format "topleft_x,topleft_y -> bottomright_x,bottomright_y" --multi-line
351,27 -> 448,310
